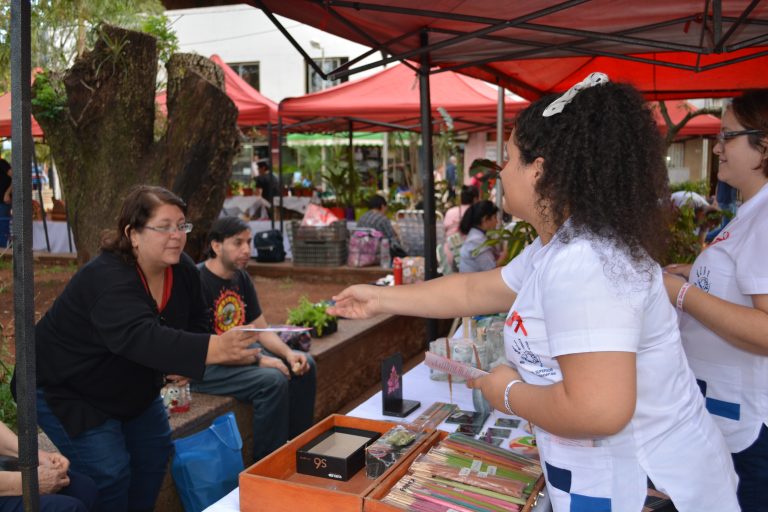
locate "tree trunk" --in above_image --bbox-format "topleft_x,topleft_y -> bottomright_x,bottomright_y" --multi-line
32,25 -> 239,264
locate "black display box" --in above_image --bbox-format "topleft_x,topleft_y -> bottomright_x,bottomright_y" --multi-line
296,426 -> 381,481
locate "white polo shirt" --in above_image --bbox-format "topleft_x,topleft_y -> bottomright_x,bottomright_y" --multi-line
501,232 -> 738,512
680,182 -> 768,453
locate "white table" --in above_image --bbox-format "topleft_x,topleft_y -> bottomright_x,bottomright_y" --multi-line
204,362 -> 550,512
222,196 -> 272,218
33,220 -> 75,253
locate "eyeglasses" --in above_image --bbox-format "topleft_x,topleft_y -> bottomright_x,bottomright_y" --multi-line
716,129 -> 763,146
144,223 -> 193,234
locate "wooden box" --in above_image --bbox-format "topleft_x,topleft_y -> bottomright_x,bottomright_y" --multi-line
364,430 -> 546,512
239,415 -> 432,512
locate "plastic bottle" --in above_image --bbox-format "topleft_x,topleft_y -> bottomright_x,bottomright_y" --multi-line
393,257 -> 403,285
380,238 -> 391,268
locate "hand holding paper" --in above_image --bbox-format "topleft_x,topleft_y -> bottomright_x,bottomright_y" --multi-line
424,351 -> 489,381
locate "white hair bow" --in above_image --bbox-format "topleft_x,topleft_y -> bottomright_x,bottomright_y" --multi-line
542,72 -> 610,117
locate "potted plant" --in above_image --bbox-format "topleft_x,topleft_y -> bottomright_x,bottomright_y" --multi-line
286,296 -> 338,337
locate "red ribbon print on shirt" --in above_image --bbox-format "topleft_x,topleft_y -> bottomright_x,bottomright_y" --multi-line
506,311 -> 528,336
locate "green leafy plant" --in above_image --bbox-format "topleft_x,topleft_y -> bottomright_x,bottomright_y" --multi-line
669,179 -> 710,196
286,296 -> 337,336
322,146 -> 361,208
474,220 -> 538,266
30,71 -> 67,121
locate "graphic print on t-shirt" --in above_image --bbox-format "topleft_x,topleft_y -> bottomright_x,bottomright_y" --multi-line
695,266 -> 711,292
212,288 -> 246,334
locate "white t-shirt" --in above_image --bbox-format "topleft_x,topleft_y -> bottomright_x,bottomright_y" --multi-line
680,181 -> 768,453
501,232 -> 738,512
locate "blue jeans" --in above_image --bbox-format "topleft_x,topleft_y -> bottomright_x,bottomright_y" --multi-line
191,349 -> 317,461
0,470 -> 98,512
732,423 -> 768,512
36,390 -> 172,512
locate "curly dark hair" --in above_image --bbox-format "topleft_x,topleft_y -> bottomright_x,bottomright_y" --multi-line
513,81 -> 669,263
101,185 -> 187,264
731,89 -> 768,178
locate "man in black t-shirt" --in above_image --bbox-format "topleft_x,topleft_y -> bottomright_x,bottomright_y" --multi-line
192,217 -> 316,462
254,161 -> 280,203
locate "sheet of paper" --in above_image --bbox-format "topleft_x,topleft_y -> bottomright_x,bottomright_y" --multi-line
234,325 -> 312,333
424,351 -> 489,380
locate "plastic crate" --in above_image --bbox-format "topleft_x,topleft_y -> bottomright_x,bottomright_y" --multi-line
293,239 -> 347,267
293,221 -> 349,242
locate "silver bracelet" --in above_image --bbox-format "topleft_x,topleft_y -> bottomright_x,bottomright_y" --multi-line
503,379 -> 524,415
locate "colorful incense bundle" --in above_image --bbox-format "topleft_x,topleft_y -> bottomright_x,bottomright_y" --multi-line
381,432 -> 543,511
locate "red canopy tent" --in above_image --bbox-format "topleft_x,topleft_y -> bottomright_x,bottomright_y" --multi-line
249,1 -> 768,101
157,54 -> 279,126
0,89 -> 44,138
280,62 -> 527,132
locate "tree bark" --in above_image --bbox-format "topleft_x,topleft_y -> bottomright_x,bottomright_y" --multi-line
32,25 -> 239,264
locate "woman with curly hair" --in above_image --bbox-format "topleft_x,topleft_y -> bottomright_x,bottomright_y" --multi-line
664,89 -> 768,511
329,74 -> 739,511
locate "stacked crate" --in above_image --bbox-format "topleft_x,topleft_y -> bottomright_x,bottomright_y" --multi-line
291,221 -> 349,266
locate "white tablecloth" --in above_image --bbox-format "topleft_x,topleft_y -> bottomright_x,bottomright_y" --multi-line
203,362 -> 550,512
33,220 -> 75,253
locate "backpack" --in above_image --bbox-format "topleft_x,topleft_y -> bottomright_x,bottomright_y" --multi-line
253,229 -> 286,263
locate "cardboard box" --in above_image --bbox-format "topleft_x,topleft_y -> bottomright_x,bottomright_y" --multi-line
296,426 -> 381,481
239,415 -> 433,512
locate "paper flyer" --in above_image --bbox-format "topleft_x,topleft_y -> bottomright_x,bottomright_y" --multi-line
235,325 -> 312,333
424,351 -> 489,380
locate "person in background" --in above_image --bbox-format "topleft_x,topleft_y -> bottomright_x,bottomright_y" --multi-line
192,217 -> 316,462
458,200 -> 505,273
329,75 -> 739,511
12,186 -> 260,512
254,161 -> 280,216
445,155 -> 458,199
357,195 -> 405,258
0,421 -> 97,512
664,89 -> 768,512
439,185 -> 479,274
0,159 -> 11,217
670,190 -> 720,247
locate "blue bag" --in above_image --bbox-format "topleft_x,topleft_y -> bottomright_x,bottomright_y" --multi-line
171,412 -> 244,512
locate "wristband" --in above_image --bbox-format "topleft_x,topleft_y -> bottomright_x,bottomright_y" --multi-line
676,282 -> 692,311
503,379 -> 523,415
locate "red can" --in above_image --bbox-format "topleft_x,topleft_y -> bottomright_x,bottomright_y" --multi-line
393,257 -> 403,285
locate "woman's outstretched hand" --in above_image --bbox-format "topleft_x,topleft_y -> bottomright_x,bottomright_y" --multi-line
328,284 -> 382,319
207,328 -> 260,365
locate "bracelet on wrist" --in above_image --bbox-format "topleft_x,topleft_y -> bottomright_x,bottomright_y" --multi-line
676,282 -> 692,311
503,379 -> 524,416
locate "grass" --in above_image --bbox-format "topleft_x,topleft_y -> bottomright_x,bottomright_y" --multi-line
0,322 -> 17,431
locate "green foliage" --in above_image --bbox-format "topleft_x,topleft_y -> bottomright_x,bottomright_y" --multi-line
286,296 -> 337,336
0,0 -> 170,94
661,205 -> 729,266
0,323 -> 17,431
669,179 -> 710,196
474,220 -> 538,266
140,14 -> 178,64
30,71 -> 67,121
322,145 -> 361,208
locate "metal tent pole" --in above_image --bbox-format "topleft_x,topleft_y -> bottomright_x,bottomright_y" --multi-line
418,31 -> 438,344
495,86 -> 505,220
10,0 -> 40,509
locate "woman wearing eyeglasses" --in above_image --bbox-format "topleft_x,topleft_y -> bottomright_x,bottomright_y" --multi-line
13,185 -> 260,512
664,89 -> 768,512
